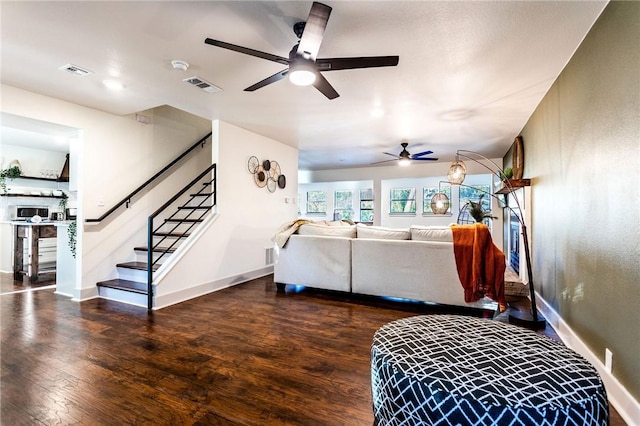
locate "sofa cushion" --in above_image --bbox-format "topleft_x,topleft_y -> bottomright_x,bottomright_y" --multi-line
298,223 -> 356,238
410,226 -> 453,242
357,223 -> 410,240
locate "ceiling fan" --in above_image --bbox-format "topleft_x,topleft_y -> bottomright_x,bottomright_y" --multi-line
204,2 -> 399,100
372,142 -> 439,166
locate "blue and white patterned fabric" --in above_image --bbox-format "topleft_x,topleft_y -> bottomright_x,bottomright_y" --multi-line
371,315 -> 608,426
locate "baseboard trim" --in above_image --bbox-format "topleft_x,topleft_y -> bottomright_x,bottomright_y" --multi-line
537,294 -> 639,425
153,265 -> 274,310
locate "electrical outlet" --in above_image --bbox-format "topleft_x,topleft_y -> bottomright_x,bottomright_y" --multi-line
605,348 -> 613,373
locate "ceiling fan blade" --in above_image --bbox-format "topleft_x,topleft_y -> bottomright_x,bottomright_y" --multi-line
316,56 -> 399,71
297,2 -> 332,60
382,152 -> 400,158
312,73 -> 339,99
244,69 -> 289,92
411,150 -> 433,158
371,159 -> 400,165
205,38 -> 289,66
413,157 -> 439,161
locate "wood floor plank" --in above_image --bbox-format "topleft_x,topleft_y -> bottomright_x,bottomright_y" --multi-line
1,274 -> 628,426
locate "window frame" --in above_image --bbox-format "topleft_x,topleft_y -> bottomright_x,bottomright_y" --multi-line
389,187 -> 416,215
306,190 -> 327,215
359,188 -> 374,222
333,190 -> 354,221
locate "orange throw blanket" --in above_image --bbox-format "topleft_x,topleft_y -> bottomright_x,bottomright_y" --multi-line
450,223 -> 506,311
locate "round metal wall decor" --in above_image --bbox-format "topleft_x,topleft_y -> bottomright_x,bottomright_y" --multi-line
253,165 -> 267,188
267,177 -> 277,193
247,156 -> 259,174
248,155 -> 287,193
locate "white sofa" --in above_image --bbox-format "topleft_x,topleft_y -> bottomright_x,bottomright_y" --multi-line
274,222 -> 499,310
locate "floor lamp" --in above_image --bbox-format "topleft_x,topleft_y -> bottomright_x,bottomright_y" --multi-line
431,150 -> 546,330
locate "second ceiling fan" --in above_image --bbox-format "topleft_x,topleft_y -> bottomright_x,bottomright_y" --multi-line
204,2 -> 399,99
373,142 -> 439,166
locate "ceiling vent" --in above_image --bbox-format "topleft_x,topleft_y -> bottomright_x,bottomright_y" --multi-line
183,76 -> 221,93
59,64 -> 93,76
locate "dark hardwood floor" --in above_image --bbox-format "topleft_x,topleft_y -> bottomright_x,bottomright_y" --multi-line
1,273 -> 627,425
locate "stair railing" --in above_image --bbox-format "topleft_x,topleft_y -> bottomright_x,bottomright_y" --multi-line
147,164 -> 217,310
85,132 -> 212,223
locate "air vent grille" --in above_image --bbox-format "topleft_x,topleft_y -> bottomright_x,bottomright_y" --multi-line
183,76 -> 221,93
59,64 -> 93,76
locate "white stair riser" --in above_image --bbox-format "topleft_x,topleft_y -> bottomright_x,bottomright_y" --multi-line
134,251 -> 172,263
97,286 -> 149,308
116,267 -> 147,283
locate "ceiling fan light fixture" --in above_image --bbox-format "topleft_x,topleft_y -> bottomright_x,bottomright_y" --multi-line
398,157 -> 411,166
289,60 -> 317,86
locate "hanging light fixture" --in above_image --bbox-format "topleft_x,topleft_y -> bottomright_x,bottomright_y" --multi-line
447,157 -> 467,184
430,192 -> 450,214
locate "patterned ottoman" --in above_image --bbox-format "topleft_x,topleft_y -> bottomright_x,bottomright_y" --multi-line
371,315 -> 608,426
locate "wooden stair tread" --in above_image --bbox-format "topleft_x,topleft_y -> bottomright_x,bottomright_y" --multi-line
190,192 -> 213,197
165,218 -> 203,223
116,261 -> 160,271
153,232 -> 191,238
177,206 -> 212,210
133,246 -> 176,253
96,279 -> 148,294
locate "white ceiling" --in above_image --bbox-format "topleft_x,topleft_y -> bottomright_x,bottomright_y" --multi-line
0,1 -> 607,170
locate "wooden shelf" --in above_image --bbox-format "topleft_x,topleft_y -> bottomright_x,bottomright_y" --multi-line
1,193 -> 66,198
495,179 -> 531,194
11,175 -> 67,183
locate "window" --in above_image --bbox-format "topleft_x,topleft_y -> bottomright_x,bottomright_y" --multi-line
306,191 -> 326,215
359,188 -> 374,222
459,185 -> 491,211
423,185 -> 451,215
390,188 -> 416,214
334,190 -> 354,220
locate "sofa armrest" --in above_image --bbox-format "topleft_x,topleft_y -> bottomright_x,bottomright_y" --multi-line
274,234 -> 352,292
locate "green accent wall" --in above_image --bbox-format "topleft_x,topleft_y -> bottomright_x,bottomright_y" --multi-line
519,1 -> 640,399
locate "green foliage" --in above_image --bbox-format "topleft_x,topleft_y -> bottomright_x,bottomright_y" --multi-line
0,166 -> 21,193
67,220 -> 77,258
500,167 -> 514,181
468,194 -> 497,223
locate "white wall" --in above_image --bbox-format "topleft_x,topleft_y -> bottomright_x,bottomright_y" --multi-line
155,120 -> 298,306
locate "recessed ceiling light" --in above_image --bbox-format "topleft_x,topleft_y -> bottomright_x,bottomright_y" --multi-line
102,79 -> 125,91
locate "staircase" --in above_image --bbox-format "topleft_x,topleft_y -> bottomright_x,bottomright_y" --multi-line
96,165 -> 216,309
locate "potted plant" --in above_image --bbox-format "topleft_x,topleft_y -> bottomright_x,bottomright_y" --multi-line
499,167 -> 513,182
0,165 -> 22,193
468,194 -> 497,223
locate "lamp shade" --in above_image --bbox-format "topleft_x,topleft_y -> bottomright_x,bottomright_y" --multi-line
447,160 -> 467,184
430,193 -> 450,215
